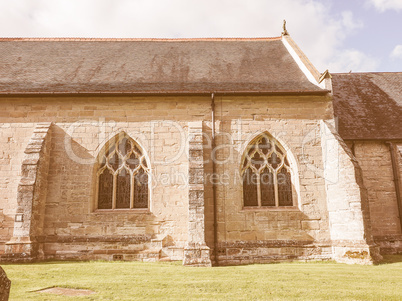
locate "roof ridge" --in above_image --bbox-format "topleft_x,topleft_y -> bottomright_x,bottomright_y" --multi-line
0,37 -> 282,42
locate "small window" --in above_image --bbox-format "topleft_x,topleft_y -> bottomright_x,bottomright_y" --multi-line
241,133 -> 293,208
97,135 -> 149,210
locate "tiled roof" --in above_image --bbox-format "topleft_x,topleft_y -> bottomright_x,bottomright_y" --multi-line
0,37 -> 283,41
0,38 -> 325,94
332,72 -> 402,140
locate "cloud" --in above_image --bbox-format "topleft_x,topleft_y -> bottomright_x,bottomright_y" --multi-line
0,0 -> 334,38
0,0 -> 375,72
390,45 -> 402,59
367,0 -> 402,12
328,49 -> 380,72
341,11 -> 363,31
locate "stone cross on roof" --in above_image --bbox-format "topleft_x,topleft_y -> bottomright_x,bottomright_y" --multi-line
282,20 -> 289,36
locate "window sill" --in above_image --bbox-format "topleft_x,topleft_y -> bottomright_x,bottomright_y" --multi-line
93,208 -> 150,214
241,206 -> 299,212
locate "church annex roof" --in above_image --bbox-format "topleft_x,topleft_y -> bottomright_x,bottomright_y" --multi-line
332,72 -> 402,140
0,37 -> 326,95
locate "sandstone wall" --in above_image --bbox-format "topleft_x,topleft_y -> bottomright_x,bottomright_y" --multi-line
0,96 -> 211,261
1,93 -> 379,263
352,142 -> 402,254
354,142 -> 401,236
0,123 -> 34,254
208,95 -> 335,264
320,122 -> 379,264
3,123 -> 52,261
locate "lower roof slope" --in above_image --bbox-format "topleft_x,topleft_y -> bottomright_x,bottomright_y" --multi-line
0,38 -> 325,94
332,72 -> 402,140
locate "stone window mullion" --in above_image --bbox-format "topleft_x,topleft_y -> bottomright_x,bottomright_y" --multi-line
130,172 -> 134,209
95,176 -> 100,209
256,172 -> 262,207
112,173 -> 117,209
273,170 -> 279,207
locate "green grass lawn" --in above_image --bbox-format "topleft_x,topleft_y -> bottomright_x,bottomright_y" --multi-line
2,256 -> 402,300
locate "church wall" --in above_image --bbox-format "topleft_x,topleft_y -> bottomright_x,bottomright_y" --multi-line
207,95 -> 335,264
1,94 -> 386,263
0,96 -> 211,261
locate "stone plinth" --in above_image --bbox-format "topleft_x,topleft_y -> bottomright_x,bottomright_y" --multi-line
183,243 -> 212,267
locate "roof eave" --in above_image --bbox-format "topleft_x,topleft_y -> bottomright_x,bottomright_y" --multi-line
0,90 -> 331,97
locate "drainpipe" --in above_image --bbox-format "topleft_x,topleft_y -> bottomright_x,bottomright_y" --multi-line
211,92 -> 219,266
386,142 -> 402,232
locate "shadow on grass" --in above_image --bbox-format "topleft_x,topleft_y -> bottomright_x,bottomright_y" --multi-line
379,254 -> 402,264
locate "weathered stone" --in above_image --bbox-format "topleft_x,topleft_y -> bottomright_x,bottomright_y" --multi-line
184,121 -> 211,266
0,266 -> 11,301
321,121 -> 381,264
3,123 -> 53,261
301,220 -> 320,230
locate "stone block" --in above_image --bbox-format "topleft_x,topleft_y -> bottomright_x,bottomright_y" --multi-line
301,220 -> 320,230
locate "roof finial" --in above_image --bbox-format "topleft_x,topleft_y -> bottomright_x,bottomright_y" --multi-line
282,19 -> 289,36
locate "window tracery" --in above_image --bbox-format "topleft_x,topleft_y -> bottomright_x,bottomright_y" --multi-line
241,133 -> 293,207
97,136 -> 149,210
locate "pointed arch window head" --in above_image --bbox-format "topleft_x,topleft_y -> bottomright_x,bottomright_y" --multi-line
241,133 -> 293,208
97,134 -> 149,210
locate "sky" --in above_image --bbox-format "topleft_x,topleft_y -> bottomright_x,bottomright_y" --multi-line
0,0 -> 401,73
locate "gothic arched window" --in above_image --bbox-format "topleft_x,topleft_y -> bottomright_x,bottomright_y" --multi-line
96,135 -> 149,210
241,133 -> 293,208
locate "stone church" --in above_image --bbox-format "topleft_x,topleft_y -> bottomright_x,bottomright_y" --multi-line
0,30 -> 401,266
